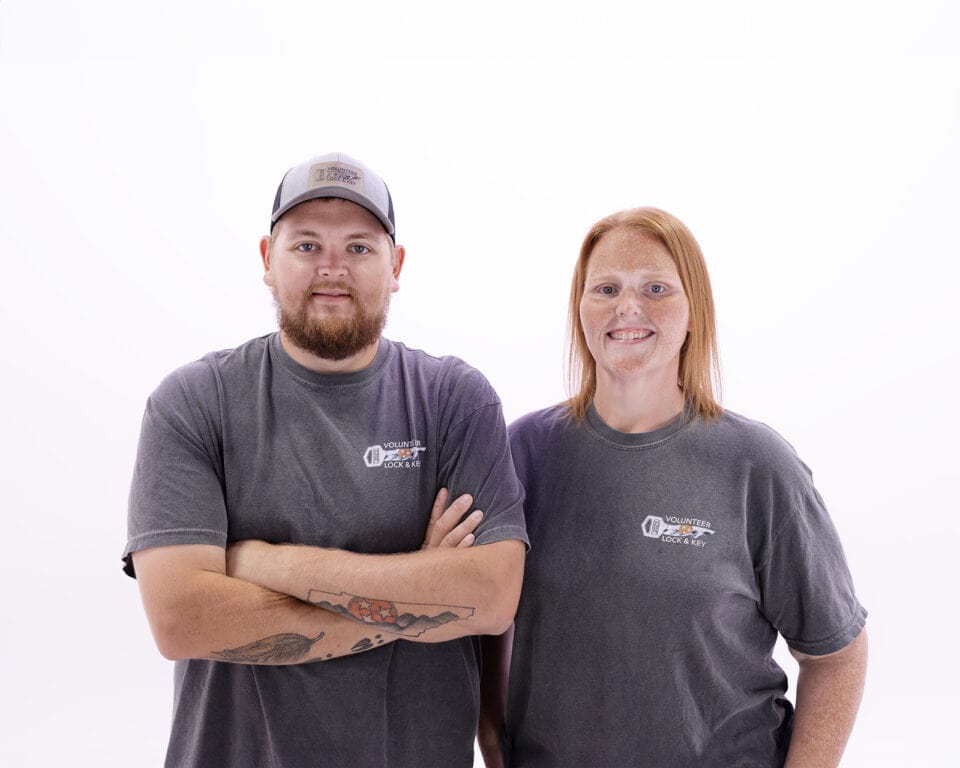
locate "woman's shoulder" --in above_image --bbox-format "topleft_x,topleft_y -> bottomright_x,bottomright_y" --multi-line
713,408 -> 790,442
701,408 -> 811,477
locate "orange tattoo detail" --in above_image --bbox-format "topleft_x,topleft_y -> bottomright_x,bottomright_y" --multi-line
348,596 -> 399,624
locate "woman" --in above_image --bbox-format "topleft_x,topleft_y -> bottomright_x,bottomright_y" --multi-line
479,208 -> 867,767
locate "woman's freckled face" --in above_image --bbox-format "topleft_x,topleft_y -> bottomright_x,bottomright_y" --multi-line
579,228 -> 690,387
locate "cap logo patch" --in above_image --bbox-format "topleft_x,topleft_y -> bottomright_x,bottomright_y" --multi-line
308,161 -> 364,192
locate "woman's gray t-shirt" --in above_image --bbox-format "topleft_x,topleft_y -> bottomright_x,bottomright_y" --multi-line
504,404 -> 865,768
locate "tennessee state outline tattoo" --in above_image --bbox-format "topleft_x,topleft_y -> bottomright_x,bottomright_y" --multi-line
307,590 -> 475,637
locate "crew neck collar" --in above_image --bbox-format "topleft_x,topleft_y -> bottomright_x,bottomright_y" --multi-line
584,400 -> 694,449
269,333 -> 391,389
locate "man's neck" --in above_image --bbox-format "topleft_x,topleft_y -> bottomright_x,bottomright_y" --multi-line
278,332 -> 380,374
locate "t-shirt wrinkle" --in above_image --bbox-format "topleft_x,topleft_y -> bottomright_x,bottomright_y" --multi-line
163,364 -> 219,442
446,400 -> 502,436
753,497 -> 804,575
150,396 -> 207,454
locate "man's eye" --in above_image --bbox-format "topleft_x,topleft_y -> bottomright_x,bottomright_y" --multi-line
349,244 -> 370,255
296,243 -> 317,253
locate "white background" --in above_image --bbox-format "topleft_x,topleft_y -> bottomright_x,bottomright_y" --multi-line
1,1 -> 957,765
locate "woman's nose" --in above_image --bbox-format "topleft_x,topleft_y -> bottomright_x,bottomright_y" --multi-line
615,290 -> 642,316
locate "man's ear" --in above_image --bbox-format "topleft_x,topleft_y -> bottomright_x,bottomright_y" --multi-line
390,244 -> 406,293
260,235 -> 274,287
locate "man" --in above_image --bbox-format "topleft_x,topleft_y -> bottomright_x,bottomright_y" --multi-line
124,152 -> 528,767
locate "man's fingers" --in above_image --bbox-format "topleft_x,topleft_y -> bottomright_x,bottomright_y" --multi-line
429,487 -> 450,523
423,491 -> 478,549
437,494 -> 474,527
443,509 -> 483,547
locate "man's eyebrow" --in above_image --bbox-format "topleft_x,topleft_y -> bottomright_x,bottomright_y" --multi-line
285,228 -> 321,238
285,228 -> 381,240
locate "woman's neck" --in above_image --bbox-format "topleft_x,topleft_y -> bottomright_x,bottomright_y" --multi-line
593,374 -> 686,433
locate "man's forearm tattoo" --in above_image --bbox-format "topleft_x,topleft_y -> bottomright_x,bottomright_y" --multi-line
307,590 -> 475,637
350,634 -> 385,653
212,632 -> 325,664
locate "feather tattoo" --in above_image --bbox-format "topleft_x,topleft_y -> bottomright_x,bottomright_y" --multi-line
212,632 -> 325,664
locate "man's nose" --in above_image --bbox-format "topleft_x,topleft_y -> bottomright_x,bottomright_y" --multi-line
315,250 -> 347,277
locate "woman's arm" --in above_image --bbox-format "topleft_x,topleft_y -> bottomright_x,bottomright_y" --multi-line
784,629 -> 868,768
478,625 -> 514,768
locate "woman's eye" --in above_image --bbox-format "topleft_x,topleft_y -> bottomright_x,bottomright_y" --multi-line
648,284 -> 666,295
599,285 -> 616,295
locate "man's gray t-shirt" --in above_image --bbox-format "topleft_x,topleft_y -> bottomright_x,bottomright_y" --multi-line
504,404 -> 865,768
123,334 -> 528,768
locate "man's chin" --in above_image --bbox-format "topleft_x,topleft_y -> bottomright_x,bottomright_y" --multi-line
286,336 -> 372,362
279,315 -> 385,362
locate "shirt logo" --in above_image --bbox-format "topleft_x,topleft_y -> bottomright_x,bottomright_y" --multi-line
642,515 -> 716,549
363,440 -> 426,469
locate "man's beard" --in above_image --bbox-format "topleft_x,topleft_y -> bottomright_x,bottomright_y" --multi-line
273,284 -> 388,362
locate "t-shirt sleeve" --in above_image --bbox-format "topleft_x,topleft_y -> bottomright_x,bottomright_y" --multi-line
435,364 -> 528,549
754,450 -> 866,656
122,363 -> 229,577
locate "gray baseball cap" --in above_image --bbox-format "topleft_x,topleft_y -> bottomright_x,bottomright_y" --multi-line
271,152 -> 395,239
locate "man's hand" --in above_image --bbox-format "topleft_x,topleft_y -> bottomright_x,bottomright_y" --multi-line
224,487 -> 520,640
421,488 -> 483,549
138,488 -> 517,663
